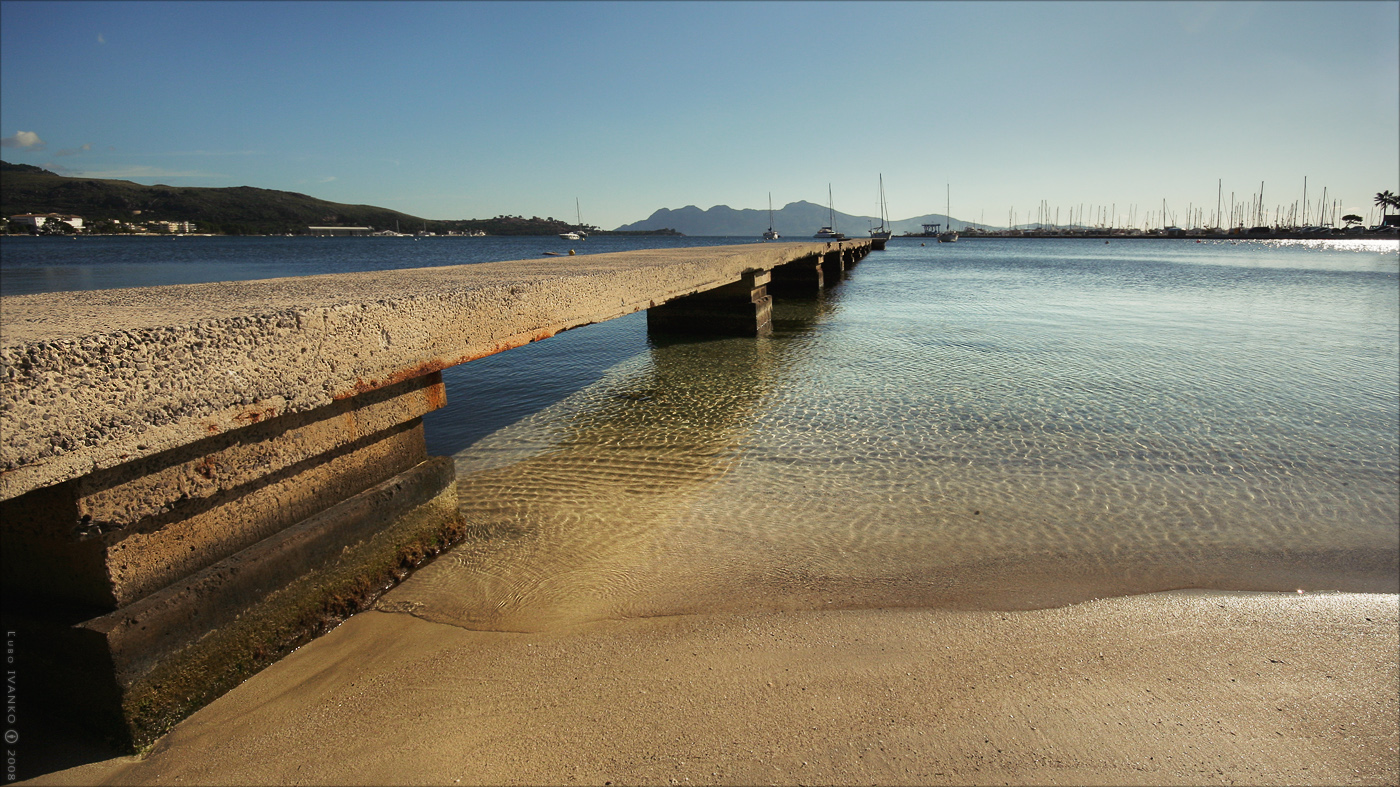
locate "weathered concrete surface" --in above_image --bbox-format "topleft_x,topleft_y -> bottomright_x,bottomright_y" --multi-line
10,456 -> 463,749
0,240 -> 869,502
1,374 -> 445,608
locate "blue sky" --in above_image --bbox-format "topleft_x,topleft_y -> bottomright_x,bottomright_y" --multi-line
2,0 -> 1396,229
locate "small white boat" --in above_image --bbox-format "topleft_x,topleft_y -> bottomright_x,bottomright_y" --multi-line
814,185 -> 845,239
560,198 -> 588,241
763,192 -> 780,240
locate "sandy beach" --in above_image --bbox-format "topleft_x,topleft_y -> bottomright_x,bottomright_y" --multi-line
27,589 -> 1397,787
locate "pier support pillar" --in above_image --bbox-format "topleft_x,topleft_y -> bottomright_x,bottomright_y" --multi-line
769,253 -> 827,294
824,249 -> 844,276
646,269 -> 773,337
1,372 -> 465,750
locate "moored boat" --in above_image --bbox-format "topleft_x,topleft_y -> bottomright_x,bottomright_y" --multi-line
560,198 -> 588,240
938,184 -> 958,242
870,174 -> 892,249
815,185 -> 846,239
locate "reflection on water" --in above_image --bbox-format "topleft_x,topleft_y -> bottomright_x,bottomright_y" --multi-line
383,239 -> 1399,630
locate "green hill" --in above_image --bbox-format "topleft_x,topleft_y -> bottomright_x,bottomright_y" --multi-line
0,162 -> 625,236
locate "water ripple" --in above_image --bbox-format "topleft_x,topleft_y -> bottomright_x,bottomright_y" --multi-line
382,239 -> 1398,630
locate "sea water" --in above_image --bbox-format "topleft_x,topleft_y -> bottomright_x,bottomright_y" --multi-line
3,235 -> 1397,627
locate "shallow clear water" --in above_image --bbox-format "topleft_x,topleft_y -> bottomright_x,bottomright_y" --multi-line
4,235 -> 1396,628
384,237 -> 1400,630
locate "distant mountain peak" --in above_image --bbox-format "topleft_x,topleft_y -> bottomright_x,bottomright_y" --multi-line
614,200 -> 983,236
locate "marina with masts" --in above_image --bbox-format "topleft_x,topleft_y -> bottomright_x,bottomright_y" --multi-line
928,178 -> 1397,239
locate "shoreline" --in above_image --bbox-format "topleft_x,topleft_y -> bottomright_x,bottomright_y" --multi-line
22,589 -> 1399,786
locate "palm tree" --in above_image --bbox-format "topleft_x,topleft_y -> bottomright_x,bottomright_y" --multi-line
1377,190 -> 1399,216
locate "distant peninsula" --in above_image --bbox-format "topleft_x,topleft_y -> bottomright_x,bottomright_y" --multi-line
0,162 -> 680,237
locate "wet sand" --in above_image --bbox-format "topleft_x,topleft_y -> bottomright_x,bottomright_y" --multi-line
30,590 -> 1398,786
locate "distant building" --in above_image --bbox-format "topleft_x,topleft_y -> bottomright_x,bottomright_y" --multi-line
307,226 -> 372,236
10,213 -> 84,231
155,221 -> 196,233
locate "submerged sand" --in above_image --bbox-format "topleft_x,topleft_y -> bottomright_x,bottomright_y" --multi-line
30,590 -> 1398,786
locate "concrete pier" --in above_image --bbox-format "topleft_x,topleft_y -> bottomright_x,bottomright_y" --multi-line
0,239 -> 872,748
646,268 -> 773,336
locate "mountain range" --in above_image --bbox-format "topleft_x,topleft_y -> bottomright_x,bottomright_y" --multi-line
3,161 -> 989,236
614,200 -> 985,236
0,161 -> 436,235
0,162 -> 597,236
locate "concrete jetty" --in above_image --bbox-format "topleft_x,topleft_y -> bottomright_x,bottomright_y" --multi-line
0,239 -> 871,749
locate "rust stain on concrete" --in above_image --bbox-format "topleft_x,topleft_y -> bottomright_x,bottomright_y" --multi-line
424,381 -> 447,411
338,360 -> 447,401
234,406 -> 279,425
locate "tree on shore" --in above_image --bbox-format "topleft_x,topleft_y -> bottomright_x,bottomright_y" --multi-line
38,217 -> 75,235
1342,214 -> 1364,228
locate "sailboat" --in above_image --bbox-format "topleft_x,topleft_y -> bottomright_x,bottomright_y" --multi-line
559,198 -> 588,241
938,184 -> 958,243
869,174 -> 892,247
763,193 -> 780,240
814,185 -> 845,239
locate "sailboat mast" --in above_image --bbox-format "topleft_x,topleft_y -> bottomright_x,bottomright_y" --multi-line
879,174 -> 886,230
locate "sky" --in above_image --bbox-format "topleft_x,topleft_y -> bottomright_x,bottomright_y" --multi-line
2,0 -> 1397,230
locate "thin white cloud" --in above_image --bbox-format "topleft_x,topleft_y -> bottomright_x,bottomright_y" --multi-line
319,176 -> 337,183
164,149 -> 261,157
56,143 -> 92,157
2,131 -> 45,150
97,33 -> 105,44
